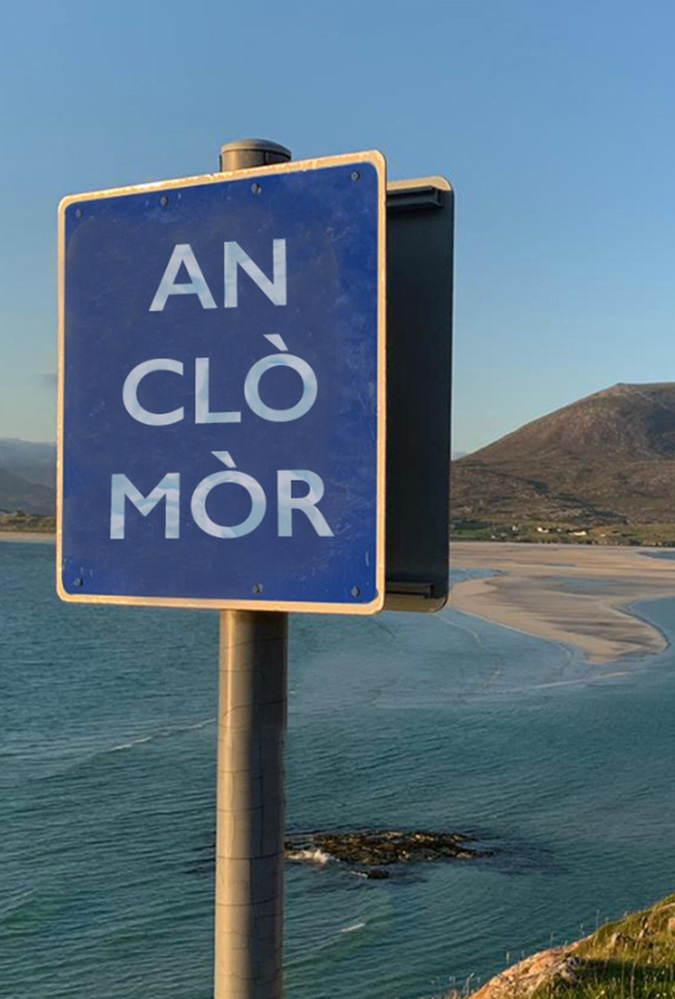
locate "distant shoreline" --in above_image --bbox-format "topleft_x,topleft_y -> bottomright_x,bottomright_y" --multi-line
450,542 -> 675,665
0,530 -> 54,544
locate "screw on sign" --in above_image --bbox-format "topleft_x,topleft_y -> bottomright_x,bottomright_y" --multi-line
58,151 -> 386,612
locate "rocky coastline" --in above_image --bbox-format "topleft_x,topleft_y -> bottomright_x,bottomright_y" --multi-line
459,892 -> 675,999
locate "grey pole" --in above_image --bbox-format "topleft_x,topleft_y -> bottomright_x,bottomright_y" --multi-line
214,139 -> 291,999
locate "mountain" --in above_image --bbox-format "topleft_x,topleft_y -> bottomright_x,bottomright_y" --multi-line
452,383 -> 675,531
0,467 -> 55,515
0,439 -> 56,487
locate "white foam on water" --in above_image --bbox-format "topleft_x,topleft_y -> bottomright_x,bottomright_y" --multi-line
286,847 -> 332,866
110,735 -> 153,752
109,717 -> 216,753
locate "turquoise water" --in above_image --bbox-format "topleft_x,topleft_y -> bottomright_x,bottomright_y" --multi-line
2,544 -> 675,998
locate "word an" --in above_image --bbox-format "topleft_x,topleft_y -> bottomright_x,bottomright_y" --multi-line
149,241 -> 287,311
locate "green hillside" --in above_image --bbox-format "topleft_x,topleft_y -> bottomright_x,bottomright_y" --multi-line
463,894 -> 675,999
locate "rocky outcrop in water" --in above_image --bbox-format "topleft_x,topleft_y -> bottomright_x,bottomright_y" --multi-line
285,829 -> 491,878
190,829 -> 492,881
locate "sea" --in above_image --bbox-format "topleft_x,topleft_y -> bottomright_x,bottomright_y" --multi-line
2,541 -> 675,999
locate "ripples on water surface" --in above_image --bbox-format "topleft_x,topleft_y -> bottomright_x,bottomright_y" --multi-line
2,544 -> 675,998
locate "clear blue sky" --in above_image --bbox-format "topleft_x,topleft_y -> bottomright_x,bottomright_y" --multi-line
2,0 -> 674,453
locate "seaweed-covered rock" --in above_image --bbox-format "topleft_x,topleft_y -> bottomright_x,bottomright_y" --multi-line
193,829 -> 492,879
284,830 -> 491,869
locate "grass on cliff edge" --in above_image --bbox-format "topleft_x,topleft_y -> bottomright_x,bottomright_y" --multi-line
534,894 -> 675,998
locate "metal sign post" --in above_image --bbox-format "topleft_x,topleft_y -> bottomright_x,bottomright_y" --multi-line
216,609 -> 286,999
57,132 -> 453,999
214,140 -> 291,999
58,139 -> 386,995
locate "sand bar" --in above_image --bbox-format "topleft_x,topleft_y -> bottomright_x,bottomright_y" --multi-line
450,543 -> 675,665
0,531 -> 54,544
2,534 -> 674,663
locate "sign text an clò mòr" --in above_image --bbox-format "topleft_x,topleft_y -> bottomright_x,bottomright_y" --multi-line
111,239 -> 333,541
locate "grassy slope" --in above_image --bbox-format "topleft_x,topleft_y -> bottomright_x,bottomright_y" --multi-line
534,894 -> 675,999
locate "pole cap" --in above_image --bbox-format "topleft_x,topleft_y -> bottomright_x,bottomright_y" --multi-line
219,138 -> 292,172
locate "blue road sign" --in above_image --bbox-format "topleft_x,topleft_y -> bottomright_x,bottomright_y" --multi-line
57,152 -> 386,613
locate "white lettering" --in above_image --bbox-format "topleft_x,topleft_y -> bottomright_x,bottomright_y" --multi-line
244,353 -> 317,422
110,473 -> 180,539
224,239 -> 287,308
194,357 -> 241,424
109,463 -> 334,540
122,359 -> 184,426
149,244 -> 217,311
277,470 -> 333,537
191,470 -> 266,539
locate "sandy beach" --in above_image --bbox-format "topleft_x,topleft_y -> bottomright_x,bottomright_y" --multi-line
3,534 -> 675,664
450,543 -> 675,665
0,531 -> 54,544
